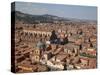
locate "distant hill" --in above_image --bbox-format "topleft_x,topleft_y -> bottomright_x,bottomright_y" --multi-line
11,11 -> 97,24
12,11 -> 71,24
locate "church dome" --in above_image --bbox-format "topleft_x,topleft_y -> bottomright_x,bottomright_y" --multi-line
36,41 -> 46,50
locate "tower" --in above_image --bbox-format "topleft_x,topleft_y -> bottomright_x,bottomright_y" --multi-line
31,39 -> 46,63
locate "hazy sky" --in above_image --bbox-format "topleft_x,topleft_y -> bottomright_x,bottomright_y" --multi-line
15,2 -> 97,20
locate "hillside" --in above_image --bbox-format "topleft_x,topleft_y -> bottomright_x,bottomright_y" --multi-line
12,11 -> 70,24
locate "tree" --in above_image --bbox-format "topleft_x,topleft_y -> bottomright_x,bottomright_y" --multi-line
50,30 -> 57,43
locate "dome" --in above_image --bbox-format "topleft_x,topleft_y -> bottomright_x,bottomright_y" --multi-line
36,41 -> 46,50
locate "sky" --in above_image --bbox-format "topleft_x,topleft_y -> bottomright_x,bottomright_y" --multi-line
15,2 -> 97,20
